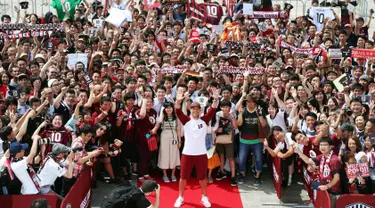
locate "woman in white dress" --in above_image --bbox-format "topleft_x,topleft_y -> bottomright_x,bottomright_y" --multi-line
152,102 -> 181,183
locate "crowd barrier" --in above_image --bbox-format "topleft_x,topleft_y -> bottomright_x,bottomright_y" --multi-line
0,166 -> 94,208
60,166 -> 93,208
336,194 -> 375,208
270,158 -> 375,208
0,193 -> 61,208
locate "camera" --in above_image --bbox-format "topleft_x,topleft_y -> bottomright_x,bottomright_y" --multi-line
345,108 -> 353,116
69,146 -> 83,153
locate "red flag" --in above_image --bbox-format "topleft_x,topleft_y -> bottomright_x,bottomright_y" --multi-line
189,29 -> 200,43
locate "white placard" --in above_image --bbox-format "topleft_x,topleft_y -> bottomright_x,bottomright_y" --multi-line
272,58 -> 284,68
67,53 -> 88,71
347,3 -> 355,13
105,8 -> 132,28
243,3 -> 254,15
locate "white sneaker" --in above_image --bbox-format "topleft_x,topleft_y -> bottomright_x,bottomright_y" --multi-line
174,196 -> 184,207
201,196 -> 211,207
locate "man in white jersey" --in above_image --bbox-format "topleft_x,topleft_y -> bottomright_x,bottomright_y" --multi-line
173,88 -> 219,208
10,136 -> 42,195
308,7 -> 336,31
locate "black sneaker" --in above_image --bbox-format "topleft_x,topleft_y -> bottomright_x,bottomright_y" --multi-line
238,175 -> 245,184
216,170 -> 226,181
254,178 -> 261,186
231,177 -> 237,186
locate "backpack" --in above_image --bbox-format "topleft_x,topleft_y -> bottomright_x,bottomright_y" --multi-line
100,181 -> 143,208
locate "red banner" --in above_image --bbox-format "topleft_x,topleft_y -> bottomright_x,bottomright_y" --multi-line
270,156 -> 282,199
60,167 -> 93,208
312,190 -> 331,208
336,194 -> 375,208
351,48 -> 375,59
0,194 -> 60,208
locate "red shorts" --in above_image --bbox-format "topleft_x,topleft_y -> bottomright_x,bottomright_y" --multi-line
180,154 -> 208,180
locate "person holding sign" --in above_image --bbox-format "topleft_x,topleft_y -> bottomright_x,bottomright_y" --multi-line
293,137 -> 342,207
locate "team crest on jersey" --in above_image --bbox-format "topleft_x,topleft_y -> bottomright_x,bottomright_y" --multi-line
149,116 -> 156,124
345,202 -> 372,208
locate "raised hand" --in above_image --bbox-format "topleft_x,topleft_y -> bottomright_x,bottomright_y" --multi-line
212,88 -> 220,100
176,91 -> 185,102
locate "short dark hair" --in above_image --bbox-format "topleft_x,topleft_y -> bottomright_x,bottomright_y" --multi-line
66,89 -> 75,95
0,126 -> 13,140
320,137 -> 333,146
29,97 -> 41,106
220,100 -> 232,107
5,96 -> 17,107
305,112 -> 317,120
137,74 -> 147,82
100,96 -> 112,104
156,85 -> 166,92
18,86 -> 30,95
124,92 -> 135,102
1,15 -> 11,22
141,180 -> 158,193
125,77 -> 136,84
221,85 -> 232,94
80,124 -> 93,135
350,97 -> 362,105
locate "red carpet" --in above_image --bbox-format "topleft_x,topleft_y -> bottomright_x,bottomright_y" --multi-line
145,175 -> 243,208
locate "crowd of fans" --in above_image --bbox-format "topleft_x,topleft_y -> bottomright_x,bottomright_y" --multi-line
0,0 -> 374,207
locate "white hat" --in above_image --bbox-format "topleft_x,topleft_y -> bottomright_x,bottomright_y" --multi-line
355,151 -> 367,163
48,79 -> 58,88
35,54 -> 46,61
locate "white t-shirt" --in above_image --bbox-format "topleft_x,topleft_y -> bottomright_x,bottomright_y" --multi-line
183,118 -> 209,155
276,132 -> 294,150
0,138 -> 4,157
11,159 -> 39,194
38,157 -> 67,187
266,110 -> 288,132
309,7 -> 335,31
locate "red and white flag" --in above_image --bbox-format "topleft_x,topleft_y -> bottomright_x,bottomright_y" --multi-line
223,0 -> 236,16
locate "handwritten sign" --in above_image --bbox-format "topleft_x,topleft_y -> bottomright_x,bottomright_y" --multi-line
346,163 -> 370,179
333,74 -> 351,92
67,54 -> 88,71
105,8 -> 132,28
243,3 -> 254,15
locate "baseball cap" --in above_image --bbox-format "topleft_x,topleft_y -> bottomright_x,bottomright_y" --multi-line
326,70 -> 338,76
340,123 -> 354,131
10,141 -> 29,154
48,79 -> 58,88
359,74 -> 370,82
52,143 -> 70,156
190,102 -> 201,108
35,54 -> 46,61
344,24 -> 352,28
355,151 -> 367,163
230,54 -> 240,59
